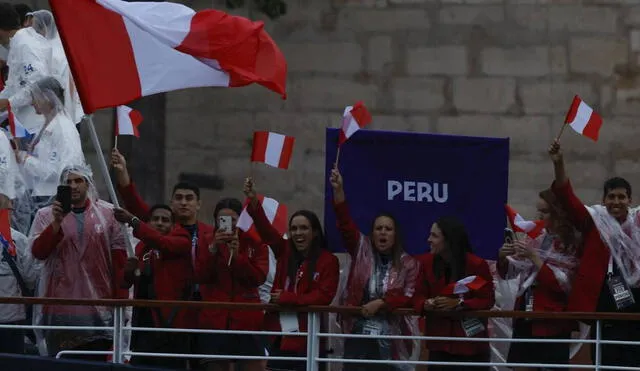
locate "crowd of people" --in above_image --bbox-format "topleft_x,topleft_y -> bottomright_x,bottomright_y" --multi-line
0,3 -> 639,371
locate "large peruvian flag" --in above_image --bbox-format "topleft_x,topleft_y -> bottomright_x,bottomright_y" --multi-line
49,0 -> 288,113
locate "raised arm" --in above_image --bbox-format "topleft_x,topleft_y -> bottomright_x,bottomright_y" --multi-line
330,166 -> 362,256
244,177 -> 288,258
111,148 -> 150,219
548,140 -> 593,232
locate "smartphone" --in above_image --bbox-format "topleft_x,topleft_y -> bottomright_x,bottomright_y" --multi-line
504,228 -> 516,244
218,215 -> 233,233
56,185 -> 71,214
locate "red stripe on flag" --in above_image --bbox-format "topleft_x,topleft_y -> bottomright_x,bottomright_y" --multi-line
563,95 -> 581,125
277,136 -> 295,169
7,103 -> 15,137
177,10 -> 287,98
351,101 -> 372,128
582,113 -> 603,142
129,109 -> 143,137
50,0 -> 141,113
251,131 -> 269,163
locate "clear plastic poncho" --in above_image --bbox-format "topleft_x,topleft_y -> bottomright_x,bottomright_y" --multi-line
491,231 -> 583,368
29,165 -> 127,357
0,26 -> 52,133
0,129 -> 25,204
587,205 -> 640,287
339,235 -> 421,371
29,10 -> 84,124
11,76 -> 85,235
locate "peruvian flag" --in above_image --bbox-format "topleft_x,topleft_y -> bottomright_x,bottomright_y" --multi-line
564,95 -> 603,142
115,105 -> 143,137
339,101 -> 372,145
441,276 -> 488,296
237,195 -> 288,243
251,131 -> 295,170
505,205 -> 544,239
0,209 -> 15,256
7,103 -> 30,138
50,0 -> 287,113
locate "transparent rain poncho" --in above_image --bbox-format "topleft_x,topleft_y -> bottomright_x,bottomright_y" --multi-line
492,231 -> 584,365
29,10 -> 84,124
11,76 -> 85,235
29,164 -> 127,357
339,235 -> 421,371
0,129 -> 26,206
0,22 -> 52,133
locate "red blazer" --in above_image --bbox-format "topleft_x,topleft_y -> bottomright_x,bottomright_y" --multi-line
117,182 -> 214,326
552,180 -> 609,313
247,200 -> 339,354
193,230 -> 268,331
124,222 -> 194,329
497,252 -> 577,336
412,253 -> 494,356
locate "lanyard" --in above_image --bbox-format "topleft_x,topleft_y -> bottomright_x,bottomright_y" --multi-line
608,255 -> 613,276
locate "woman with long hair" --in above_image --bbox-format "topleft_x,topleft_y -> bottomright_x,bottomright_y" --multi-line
412,216 -> 495,370
498,189 -> 580,371
243,177 -> 339,371
330,166 -> 420,371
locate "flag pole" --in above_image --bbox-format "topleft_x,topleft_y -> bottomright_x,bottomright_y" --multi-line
335,144 -> 341,168
85,114 -> 135,257
556,123 -> 568,141
114,135 -> 118,150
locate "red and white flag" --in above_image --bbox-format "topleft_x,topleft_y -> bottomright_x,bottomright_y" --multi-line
339,101 -> 372,145
115,105 -> 143,137
251,131 -> 295,169
505,205 -> 544,239
237,195 -> 288,243
50,0 -> 287,113
441,275 -> 488,296
0,209 -> 15,256
564,95 -> 603,142
4,103 -> 30,138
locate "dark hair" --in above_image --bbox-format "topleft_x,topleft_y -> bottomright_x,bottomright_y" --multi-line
13,4 -> 32,25
213,197 -> 243,227
371,212 -> 404,270
287,210 -> 327,286
603,177 -> 632,199
35,76 -> 65,105
0,3 -> 20,31
148,204 -> 173,221
432,216 -> 472,282
172,182 -> 200,199
539,189 -> 579,254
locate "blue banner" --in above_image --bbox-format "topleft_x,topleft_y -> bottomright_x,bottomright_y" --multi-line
324,128 -> 509,260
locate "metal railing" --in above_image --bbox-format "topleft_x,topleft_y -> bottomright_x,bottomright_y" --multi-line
1,296 -> 639,370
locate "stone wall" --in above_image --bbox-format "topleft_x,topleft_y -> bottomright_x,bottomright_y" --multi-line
19,0 -> 640,225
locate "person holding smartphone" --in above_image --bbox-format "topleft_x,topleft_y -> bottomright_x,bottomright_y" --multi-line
497,189 -> 580,371
193,197 -> 269,371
